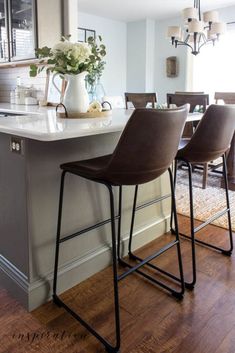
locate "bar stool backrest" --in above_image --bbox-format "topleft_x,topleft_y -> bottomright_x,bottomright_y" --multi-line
105,107 -> 188,185
178,104 -> 235,163
167,93 -> 209,113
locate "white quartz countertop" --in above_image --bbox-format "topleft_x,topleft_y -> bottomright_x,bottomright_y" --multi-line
0,103 -> 133,141
0,103 -> 202,142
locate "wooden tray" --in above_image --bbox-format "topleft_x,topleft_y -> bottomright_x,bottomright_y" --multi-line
56,102 -> 113,119
57,109 -> 112,119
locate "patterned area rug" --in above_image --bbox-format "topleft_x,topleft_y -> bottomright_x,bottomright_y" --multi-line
176,168 -> 235,231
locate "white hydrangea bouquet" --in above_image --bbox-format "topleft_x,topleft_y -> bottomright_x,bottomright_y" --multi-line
29,35 -> 106,77
29,36 -> 106,114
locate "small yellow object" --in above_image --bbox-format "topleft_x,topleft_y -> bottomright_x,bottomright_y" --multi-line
88,100 -> 102,112
39,99 -> 48,107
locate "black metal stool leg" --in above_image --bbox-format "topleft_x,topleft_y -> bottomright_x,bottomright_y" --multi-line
123,173 -> 185,298
106,184 -> 121,352
173,160 -> 178,189
53,170 -> 66,302
177,155 -> 234,288
222,154 -> 233,255
170,160 -> 178,233
185,161 -> 197,289
171,160 -> 196,288
53,179 -> 121,353
128,185 -> 139,256
117,186 -> 122,262
168,167 -> 185,297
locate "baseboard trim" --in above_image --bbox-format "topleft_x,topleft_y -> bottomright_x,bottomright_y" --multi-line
0,255 -> 28,291
0,255 -> 29,308
1,215 -> 170,311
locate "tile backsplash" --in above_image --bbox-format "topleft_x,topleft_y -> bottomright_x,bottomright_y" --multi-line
0,66 -> 47,103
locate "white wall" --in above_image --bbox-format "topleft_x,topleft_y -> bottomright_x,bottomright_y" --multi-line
187,5 -> 235,98
125,6 -> 235,104
126,20 -> 147,92
78,12 -> 127,96
73,5 -> 235,105
63,0 -> 78,42
126,16 -> 189,104
146,19 -> 156,92
218,4 -> 235,22
154,17 -> 188,104
126,19 -> 156,92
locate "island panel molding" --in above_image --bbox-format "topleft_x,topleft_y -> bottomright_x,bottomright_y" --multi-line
0,214 -> 168,310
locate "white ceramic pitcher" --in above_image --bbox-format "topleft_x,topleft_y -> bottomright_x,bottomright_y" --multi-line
53,71 -> 89,114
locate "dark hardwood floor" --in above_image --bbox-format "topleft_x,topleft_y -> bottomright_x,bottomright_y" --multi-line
1,215 -> 235,353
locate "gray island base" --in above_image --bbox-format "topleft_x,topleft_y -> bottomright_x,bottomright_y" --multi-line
0,105 -> 172,310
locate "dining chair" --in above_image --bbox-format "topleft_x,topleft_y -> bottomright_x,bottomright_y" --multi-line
174,104 -> 235,288
214,92 -> 235,104
124,92 -> 157,109
167,92 -> 210,188
53,107 -> 187,353
167,93 -> 209,114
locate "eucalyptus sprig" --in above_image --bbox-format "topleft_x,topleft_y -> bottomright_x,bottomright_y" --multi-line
86,35 -> 106,86
29,46 -> 54,77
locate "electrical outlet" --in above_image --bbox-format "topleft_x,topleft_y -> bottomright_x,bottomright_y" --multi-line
10,137 -> 24,154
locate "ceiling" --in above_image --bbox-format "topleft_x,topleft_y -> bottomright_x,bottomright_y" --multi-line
78,0 -> 235,22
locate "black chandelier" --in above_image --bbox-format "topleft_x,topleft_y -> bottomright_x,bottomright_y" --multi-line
167,0 -> 226,55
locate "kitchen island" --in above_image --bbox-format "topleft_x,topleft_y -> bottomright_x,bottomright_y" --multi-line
0,104 -> 171,311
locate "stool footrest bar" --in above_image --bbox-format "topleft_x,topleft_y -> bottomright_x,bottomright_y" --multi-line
194,208 -> 229,234
118,240 -> 178,281
59,192 -> 172,245
179,232 -> 231,253
60,215 -> 120,243
129,252 -> 181,283
118,259 -> 183,298
135,193 -> 171,211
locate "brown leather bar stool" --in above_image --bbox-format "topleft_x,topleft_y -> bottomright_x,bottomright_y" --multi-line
53,107 -> 187,353
173,104 -> 235,289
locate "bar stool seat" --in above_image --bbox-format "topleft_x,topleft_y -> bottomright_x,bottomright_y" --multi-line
53,107 -> 188,353
61,154 -> 112,179
61,153 -> 174,185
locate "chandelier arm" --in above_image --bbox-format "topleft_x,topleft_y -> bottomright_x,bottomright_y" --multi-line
199,33 -> 207,47
205,38 -> 215,45
201,33 -> 207,43
198,39 -> 209,51
184,34 -> 190,44
175,41 -> 194,52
